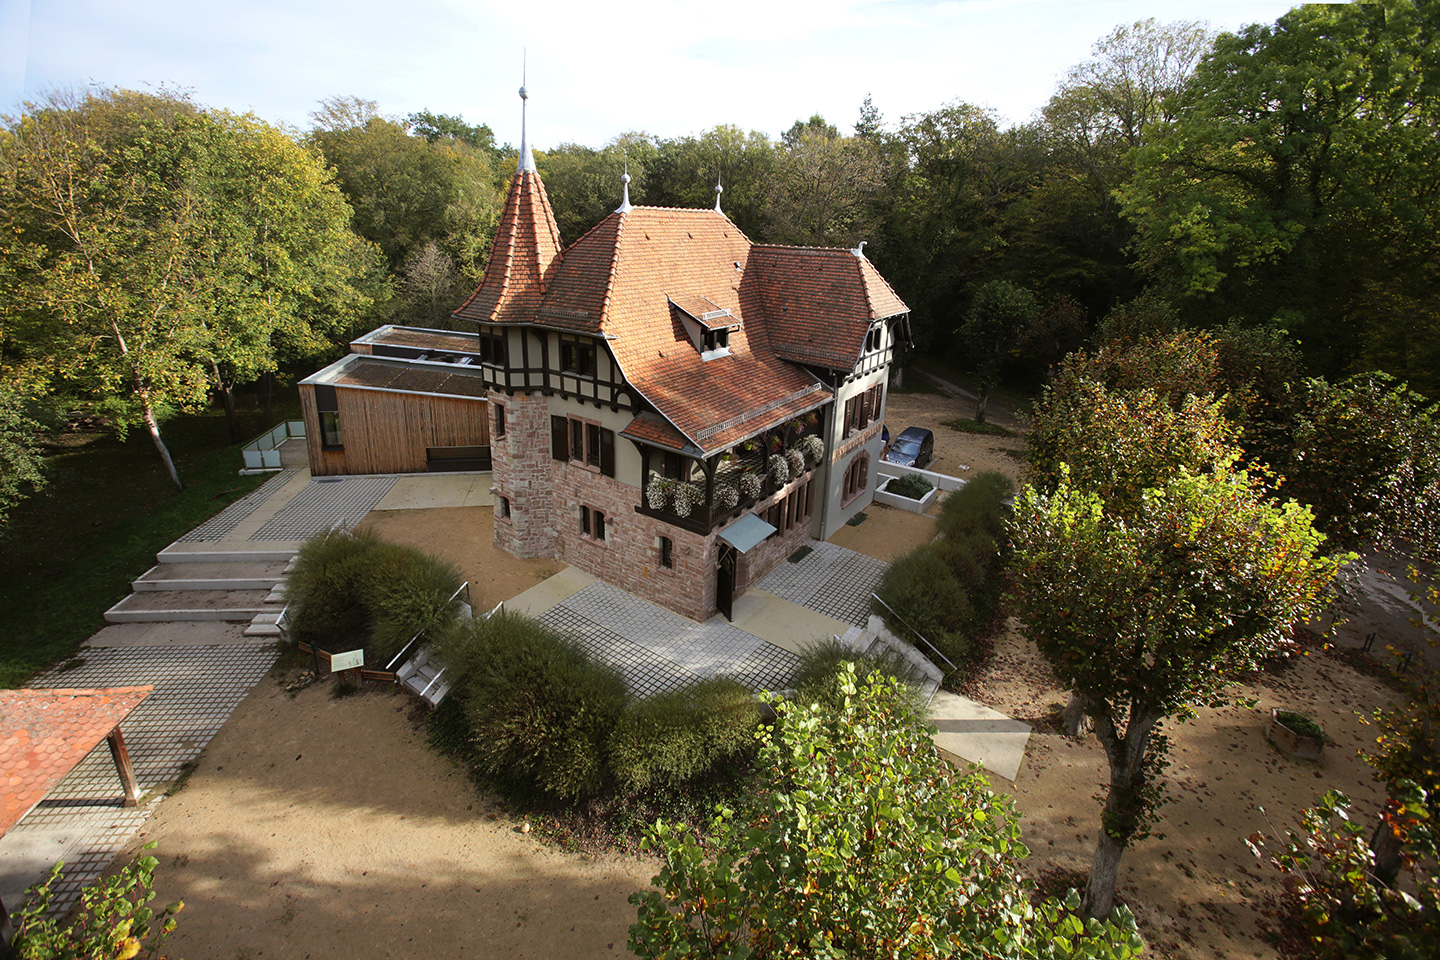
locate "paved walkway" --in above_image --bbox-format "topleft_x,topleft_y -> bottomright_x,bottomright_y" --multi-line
0,467 -> 395,916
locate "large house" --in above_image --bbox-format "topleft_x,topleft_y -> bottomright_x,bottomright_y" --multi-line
299,87 -> 910,621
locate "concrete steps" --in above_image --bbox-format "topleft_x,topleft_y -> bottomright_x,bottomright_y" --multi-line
157,545 -> 299,564
396,646 -> 449,705
839,618 -> 943,701
132,560 -> 289,592
106,546 -> 298,627
104,590 -> 274,623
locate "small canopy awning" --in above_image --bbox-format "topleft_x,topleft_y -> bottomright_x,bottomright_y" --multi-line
718,514 -> 777,554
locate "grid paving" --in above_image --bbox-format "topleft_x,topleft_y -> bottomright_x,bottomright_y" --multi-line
3,644 -> 278,914
538,580 -> 801,697
177,470 -> 298,542
247,476 -> 396,541
755,541 -> 888,626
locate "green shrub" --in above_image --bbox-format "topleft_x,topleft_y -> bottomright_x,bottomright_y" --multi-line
442,610 -> 628,801
886,473 -> 934,500
1274,709 -> 1326,741
874,545 -> 973,667
874,470 -> 1015,681
791,637 -> 928,719
610,679 -> 760,792
286,529 -> 462,663
935,470 -> 1014,542
12,844 -> 183,960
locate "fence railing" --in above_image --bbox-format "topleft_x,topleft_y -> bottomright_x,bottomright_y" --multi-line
870,592 -> 956,674
242,420 -> 306,470
385,581 -> 472,672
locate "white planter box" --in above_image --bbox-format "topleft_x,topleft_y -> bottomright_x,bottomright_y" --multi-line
874,477 -> 938,514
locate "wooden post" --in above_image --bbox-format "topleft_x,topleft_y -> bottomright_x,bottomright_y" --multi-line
107,726 -> 141,807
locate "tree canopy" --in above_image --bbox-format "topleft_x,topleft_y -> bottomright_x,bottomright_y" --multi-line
630,665 -> 1144,958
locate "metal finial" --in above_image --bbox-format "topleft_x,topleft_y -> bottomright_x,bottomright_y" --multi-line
517,54 -> 535,174
851,240 -> 868,258
713,176 -> 724,214
616,160 -> 633,213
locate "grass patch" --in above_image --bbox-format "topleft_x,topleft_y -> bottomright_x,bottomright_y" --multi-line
940,417 -> 1015,437
0,402 -> 296,687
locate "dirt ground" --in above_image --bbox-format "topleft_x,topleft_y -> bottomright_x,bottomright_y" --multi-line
131,382 -> 1406,960
139,676 -> 653,960
355,506 -> 562,613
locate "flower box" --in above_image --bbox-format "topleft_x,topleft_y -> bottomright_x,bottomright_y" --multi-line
874,475 -> 938,514
1265,708 -> 1326,760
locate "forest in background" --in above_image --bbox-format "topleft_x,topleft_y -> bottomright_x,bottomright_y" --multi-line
1,1 -> 1437,509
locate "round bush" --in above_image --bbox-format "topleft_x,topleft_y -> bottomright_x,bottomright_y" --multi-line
610,679 -> 760,793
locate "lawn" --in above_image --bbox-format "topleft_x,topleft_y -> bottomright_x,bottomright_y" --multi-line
0,401 -> 296,686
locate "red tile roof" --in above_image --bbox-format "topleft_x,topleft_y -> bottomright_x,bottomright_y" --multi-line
1,686 -> 152,836
457,183 -> 910,455
749,245 -> 910,368
454,170 -> 563,325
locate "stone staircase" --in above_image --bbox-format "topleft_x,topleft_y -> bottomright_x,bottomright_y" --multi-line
104,547 -> 297,638
837,616 -> 944,701
395,647 -> 450,705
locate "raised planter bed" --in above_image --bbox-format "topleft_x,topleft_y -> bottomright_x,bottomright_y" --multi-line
874,476 -> 939,514
1265,708 -> 1326,760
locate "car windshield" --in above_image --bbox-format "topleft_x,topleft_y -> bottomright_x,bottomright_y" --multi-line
893,439 -> 920,453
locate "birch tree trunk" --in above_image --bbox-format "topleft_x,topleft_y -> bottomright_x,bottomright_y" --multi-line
141,397 -> 183,491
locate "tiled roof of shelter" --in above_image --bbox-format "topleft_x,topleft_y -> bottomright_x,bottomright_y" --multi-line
621,411 -> 694,453
1,686 -> 152,836
454,170 -> 563,325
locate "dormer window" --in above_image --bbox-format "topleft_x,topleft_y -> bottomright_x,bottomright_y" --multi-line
703,328 -> 730,354
669,294 -> 740,361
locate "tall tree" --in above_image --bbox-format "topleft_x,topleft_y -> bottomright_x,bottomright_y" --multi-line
1119,2 -> 1440,391
766,120 -> 887,247
1009,463 -> 1343,919
646,125 -> 777,238
2,89 -> 217,488
308,96 -> 504,282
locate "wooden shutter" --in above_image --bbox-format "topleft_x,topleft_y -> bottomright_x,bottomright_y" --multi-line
600,428 -> 616,478
551,416 -> 567,461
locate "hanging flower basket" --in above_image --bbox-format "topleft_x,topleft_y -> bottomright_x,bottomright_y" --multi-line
672,481 -> 704,518
715,483 -> 740,511
740,471 -> 763,500
801,434 -> 825,466
785,447 -> 806,476
768,454 -> 790,486
646,475 -> 675,510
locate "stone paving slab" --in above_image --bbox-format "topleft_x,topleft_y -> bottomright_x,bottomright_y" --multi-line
1,644 -> 278,916
754,541 -> 888,626
536,580 -> 801,697
247,476 -> 397,541
177,470 -> 298,542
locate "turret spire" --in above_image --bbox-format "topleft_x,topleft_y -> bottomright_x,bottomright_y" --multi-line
713,176 -> 723,214
615,160 -> 633,213
517,55 -> 536,173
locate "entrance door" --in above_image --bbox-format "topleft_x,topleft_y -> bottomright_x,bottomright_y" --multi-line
716,543 -> 737,621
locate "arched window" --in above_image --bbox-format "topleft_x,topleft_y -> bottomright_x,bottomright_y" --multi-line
842,454 -> 869,505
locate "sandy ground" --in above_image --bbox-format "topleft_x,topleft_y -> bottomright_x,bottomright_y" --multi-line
139,676 -> 653,960
128,383 -> 1406,960
355,506 -> 562,614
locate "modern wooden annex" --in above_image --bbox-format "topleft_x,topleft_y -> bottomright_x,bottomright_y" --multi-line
298,88 -> 911,621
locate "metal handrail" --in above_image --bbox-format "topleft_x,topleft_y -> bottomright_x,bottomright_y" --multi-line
870,593 -> 956,674
419,666 -> 447,698
385,581 -> 471,671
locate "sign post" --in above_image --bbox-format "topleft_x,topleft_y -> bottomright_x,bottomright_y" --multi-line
331,648 -> 365,687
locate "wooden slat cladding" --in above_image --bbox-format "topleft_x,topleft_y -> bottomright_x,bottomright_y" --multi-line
300,385 -> 489,476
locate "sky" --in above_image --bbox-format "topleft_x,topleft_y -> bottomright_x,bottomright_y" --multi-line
2,0 -> 1303,148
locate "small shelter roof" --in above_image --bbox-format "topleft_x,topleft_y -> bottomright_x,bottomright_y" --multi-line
0,686 -> 152,837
